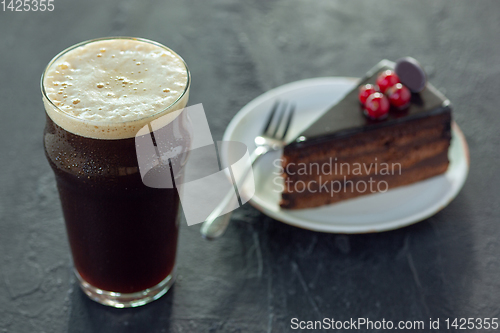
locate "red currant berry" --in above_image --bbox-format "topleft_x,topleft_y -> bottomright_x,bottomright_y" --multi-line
364,92 -> 390,119
387,83 -> 411,109
358,84 -> 378,105
376,70 -> 400,93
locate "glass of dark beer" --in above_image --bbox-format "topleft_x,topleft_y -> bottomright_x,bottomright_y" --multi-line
41,37 -> 191,307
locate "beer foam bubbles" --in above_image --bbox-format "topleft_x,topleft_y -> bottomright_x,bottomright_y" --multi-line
43,38 -> 189,139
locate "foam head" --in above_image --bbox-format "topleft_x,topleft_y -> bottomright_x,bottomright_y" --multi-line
42,37 -> 190,139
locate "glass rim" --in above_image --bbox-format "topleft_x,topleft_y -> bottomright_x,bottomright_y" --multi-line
40,36 -> 191,126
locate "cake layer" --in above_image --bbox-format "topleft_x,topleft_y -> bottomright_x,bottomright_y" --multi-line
282,112 -> 450,187
281,150 -> 449,209
283,111 -> 451,162
282,137 -> 450,192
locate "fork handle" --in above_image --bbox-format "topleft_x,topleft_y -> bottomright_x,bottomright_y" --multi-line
200,146 -> 269,240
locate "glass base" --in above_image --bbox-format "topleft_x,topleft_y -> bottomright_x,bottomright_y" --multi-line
75,268 -> 176,308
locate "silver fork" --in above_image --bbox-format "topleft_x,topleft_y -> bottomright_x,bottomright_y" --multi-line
200,100 -> 295,239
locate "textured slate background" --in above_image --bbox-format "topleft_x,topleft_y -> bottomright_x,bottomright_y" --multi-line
0,0 -> 499,332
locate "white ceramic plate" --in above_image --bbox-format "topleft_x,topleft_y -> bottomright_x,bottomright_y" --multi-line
221,77 -> 469,233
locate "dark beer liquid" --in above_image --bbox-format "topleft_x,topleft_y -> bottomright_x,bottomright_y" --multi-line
44,115 -> 179,293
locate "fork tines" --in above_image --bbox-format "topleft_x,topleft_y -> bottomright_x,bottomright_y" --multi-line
263,100 -> 295,140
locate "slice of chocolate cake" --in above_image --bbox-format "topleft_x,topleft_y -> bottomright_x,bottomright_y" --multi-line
280,59 -> 452,209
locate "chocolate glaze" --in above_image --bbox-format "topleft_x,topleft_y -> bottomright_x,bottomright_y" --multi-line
287,60 -> 451,149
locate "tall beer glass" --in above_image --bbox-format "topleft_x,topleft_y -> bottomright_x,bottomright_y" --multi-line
41,37 -> 191,308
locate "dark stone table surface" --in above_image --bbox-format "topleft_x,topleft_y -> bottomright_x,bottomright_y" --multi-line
0,1 -> 499,332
